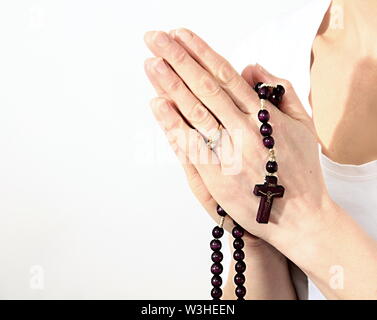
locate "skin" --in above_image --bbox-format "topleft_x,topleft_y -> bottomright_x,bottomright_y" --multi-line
311,0 -> 377,165
143,1 -> 377,300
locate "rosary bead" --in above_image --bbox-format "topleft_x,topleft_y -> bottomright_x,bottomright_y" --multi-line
233,249 -> 245,261
235,261 -> 246,273
260,123 -> 273,136
211,263 -> 223,275
232,226 -> 244,238
263,136 -> 275,149
257,86 -> 269,99
254,82 -> 263,91
233,238 -> 245,250
269,93 -> 281,107
211,287 -> 223,300
234,273 -> 245,286
216,205 -> 227,217
274,84 -> 285,96
211,251 -> 224,263
235,285 -> 247,299
212,226 -> 224,239
266,161 -> 278,173
211,275 -> 223,287
210,239 -> 222,251
258,109 -> 270,123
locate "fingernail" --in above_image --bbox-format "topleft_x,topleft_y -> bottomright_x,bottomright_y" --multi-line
144,31 -> 153,43
153,31 -> 170,47
153,58 -> 168,74
174,28 -> 192,42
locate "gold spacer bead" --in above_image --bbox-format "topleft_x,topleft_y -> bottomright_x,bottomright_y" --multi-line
260,99 -> 266,110
260,83 -> 277,89
219,216 -> 225,229
268,149 -> 276,161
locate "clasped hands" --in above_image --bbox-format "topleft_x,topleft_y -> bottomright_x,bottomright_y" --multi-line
144,28 -> 336,253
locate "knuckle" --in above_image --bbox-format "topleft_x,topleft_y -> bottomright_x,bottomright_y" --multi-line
198,75 -> 221,97
164,117 -> 181,132
217,61 -> 238,87
166,129 -> 178,145
171,47 -> 187,64
187,102 -> 211,125
166,77 -> 183,92
195,41 -> 209,58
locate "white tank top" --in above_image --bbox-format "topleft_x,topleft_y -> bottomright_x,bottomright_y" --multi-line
232,0 -> 377,300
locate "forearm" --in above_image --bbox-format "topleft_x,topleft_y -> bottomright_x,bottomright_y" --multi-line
274,198 -> 377,299
223,236 -> 297,300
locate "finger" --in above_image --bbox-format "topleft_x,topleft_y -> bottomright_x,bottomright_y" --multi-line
144,57 -> 167,97
150,96 -> 221,179
170,28 -> 260,115
144,31 -> 245,129
180,154 -> 234,230
159,115 -> 235,231
146,57 -> 222,139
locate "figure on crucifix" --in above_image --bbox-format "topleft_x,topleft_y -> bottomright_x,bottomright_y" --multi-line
253,175 -> 285,224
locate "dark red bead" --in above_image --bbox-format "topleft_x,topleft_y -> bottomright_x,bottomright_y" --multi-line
234,273 -> 245,286
266,161 -> 278,173
211,251 -> 223,263
210,239 -> 222,251
269,93 -> 281,107
263,136 -> 275,149
233,249 -> 245,261
235,261 -> 246,273
265,175 -> 278,185
216,205 -> 227,217
254,82 -> 263,91
258,109 -> 270,123
211,275 -> 223,287
274,85 -> 285,96
257,86 -> 269,99
232,226 -> 244,238
235,285 -> 246,299
211,263 -> 223,275
233,238 -> 244,250
212,226 -> 224,239
260,123 -> 272,136
211,287 -> 223,299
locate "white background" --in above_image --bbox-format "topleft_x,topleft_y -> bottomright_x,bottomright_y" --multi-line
0,0 -> 307,299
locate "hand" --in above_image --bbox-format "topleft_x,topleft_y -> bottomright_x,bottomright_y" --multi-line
143,28 -> 337,247
144,44 -> 267,245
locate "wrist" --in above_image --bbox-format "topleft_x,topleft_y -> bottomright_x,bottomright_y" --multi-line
267,193 -> 343,265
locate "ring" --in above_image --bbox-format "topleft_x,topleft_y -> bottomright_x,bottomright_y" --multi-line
205,124 -> 223,151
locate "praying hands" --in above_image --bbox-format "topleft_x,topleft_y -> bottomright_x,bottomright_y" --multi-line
144,28 -> 377,300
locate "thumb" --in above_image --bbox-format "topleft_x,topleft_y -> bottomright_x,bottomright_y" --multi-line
241,64 -> 312,125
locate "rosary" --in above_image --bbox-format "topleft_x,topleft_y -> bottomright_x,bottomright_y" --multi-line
210,82 -> 286,300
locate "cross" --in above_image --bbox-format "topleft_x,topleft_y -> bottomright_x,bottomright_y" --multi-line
253,176 -> 285,224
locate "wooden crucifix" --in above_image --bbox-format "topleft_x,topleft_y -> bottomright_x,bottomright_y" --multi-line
253,176 -> 285,224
